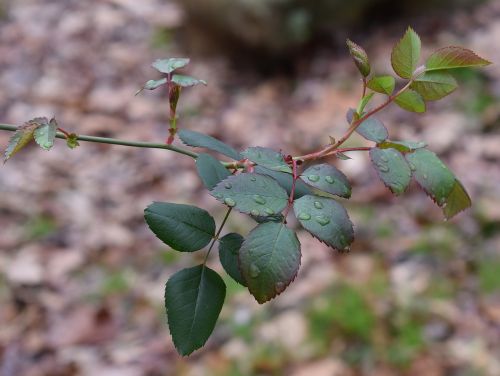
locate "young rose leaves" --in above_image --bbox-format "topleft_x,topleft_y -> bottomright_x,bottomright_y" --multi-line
239,222 -> 301,304
4,117 -> 58,162
293,195 -> 354,251
66,133 -> 80,149
394,89 -> 426,113
144,202 -> 215,252
425,47 -> 491,71
357,93 -> 374,115
152,58 -> 190,74
195,153 -> 231,190
410,71 -> 458,101
405,149 -> 470,218
219,233 -> 246,286
241,147 -> 292,173
367,75 -> 395,95
369,148 -> 411,195
346,39 -> 371,77
300,164 -> 352,198
377,140 -> 427,153
355,117 -> 389,143
178,129 -> 241,160
254,166 -> 312,199
171,74 -> 207,88
136,78 -> 168,95
211,173 -> 288,216
391,27 -> 421,79
165,265 -> 225,356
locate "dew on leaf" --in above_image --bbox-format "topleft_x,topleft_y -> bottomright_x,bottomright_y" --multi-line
251,209 -> 260,216
298,213 -> 311,220
224,198 -> 236,207
307,175 -> 320,182
264,208 -> 275,215
409,163 -> 416,171
315,215 -> 330,226
324,176 -> 335,184
224,182 -> 232,189
275,282 -> 285,293
250,176 -> 257,182
380,155 -> 389,162
378,164 -> 390,173
253,195 -> 267,205
250,264 -> 260,278
314,201 -> 324,209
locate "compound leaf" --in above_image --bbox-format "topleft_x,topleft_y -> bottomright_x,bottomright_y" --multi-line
254,166 -> 311,199
178,129 -> 241,160
410,71 -> 458,101
195,153 -> 231,190
355,117 -> 389,143
219,233 -> 246,286
211,173 -> 288,216
367,75 -> 395,95
293,195 -> 354,251
369,148 -> 411,195
172,74 -> 207,88
391,27 -> 421,79
152,58 -> 190,74
300,164 -> 352,198
405,149 -> 455,207
241,146 -> 291,173
165,265 -> 225,356
443,179 -> 471,219
394,89 -> 426,113
144,202 -> 215,252
426,47 -> 491,71
239,222 -> 301,303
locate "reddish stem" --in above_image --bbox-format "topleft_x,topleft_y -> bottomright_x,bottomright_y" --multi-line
56,127 -> 71,138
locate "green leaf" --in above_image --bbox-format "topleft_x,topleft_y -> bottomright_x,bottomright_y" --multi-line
346,108 -> 360,124
391,27 -> 421,79
211,173 -> 288,216
394,89 -> 426,113
405,149 -> 455,207
426,47 -> 491,71
195,153 -> 231,190
369,148 -> 411,195
410,71 -> 458,101
355,117 -> 388,143
346,39 -> 371,77
136,78 -> 167,95
377,140 -> 427,153
152,58 -> 190,74
241,147 -> 291,173
293,195 -> 354,251
300,164 -> 351,198
357,92 -> 374,115
239,222 -> 301,303
66,133 -> 80,149
178,129 -> 241,160
172,74 -> 207,88
219,233 -> 246,286
144,202 -> 215,252
3,120 -> 41,162
367,75 -> 395,95
165,265 -> 225,356
34,117 -> 57,151
443,179 -> 471,219
254,166 -> 312,199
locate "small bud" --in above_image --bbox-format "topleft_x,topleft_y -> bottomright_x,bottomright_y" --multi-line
346,39 -> 371,77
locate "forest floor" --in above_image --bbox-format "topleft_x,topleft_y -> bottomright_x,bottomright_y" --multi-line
0,0 -> 499,375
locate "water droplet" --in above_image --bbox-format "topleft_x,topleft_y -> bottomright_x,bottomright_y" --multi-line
409,163 -> 416,171
314,201 -> 323,209
298,213 -> 311,220
313,166 -> 321,171
253,195 -> 266,205
250,176 -> 257,182
251,209 -> 260,216
380,155 -> 389,162
308,174 -> 320,182
379,165 -> 389,173
250,264 -> 260,278
315,215 -> 330,226
264,208 -> 275,215
214,193 -> 223,199
423,174 -> 428,180
224,198 -> 236,207
224,182 -> 232,189
275,282 -> 285,293
325,176 -> 335,184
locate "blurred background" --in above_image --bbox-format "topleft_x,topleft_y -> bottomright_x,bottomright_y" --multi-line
0,0 -> 499,375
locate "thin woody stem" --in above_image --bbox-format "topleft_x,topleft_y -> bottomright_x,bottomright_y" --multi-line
203,207 -> 232,265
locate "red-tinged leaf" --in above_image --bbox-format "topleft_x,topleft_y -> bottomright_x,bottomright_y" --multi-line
426,47 -> 492,71
3,119 -> 44,162
443,179 -> 471,219
410,71 -> 458,101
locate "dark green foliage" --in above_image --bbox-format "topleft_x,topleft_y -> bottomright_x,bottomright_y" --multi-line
144,202 -> 215,252
219,233 -> 246,286
370,148 -> 411,195
355,117 -> 388,143
178,129 -> 241,160
241,146 -> 291,173
165,265 -> 226,355
196,153 -> 231,190
300,163 -> 352,198
254,166 -> 312,199
239,222 -> 301,303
